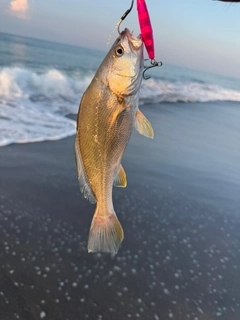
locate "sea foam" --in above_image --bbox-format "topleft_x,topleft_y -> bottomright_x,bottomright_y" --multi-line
140,78 -> 240,104
1,66 -> 240,147
0,67 -> 92,146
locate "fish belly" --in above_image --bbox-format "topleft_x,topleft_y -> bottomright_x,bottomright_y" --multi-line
76,79 -> 135,254
78,80 -> 134,205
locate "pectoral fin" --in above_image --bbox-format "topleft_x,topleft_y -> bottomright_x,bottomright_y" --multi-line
114,164 -> 127,188
75,136 -> 96,204
135,109 -> 154,139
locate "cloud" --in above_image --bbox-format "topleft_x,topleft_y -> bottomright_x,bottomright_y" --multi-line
9,0 -> 29,18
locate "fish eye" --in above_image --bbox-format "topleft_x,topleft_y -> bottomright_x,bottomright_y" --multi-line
115,46 -> 124,57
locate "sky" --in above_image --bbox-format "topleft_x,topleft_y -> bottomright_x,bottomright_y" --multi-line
0,0 -> 240,79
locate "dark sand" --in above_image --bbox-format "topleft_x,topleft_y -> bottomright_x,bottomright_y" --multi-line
0,103 -> 240,319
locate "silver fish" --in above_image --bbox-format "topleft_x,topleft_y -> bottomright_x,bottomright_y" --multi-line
75,28 -> 154,255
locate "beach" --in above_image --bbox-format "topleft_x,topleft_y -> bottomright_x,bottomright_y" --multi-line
1,102 -> 240,320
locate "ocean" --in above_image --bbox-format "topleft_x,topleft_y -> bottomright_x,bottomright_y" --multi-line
0,31 -> 240,146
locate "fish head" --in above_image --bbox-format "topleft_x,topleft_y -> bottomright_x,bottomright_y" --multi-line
105,28 -> 144,97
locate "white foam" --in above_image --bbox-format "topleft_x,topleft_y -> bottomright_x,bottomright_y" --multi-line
1,66 -> 240,147
0,67 -> 92,146
139,78 -> 240,104
0,66 -> 92,112
0,101 -> 76,146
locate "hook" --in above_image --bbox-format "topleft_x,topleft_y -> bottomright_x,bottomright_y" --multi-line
143,59 -> 162,80
118,0 -> 134,34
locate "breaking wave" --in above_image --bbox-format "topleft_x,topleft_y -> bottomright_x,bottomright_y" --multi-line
140,78 -> 240,104
0,66 -> 240,146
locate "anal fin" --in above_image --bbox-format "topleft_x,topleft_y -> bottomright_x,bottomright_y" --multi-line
135,109 -> 154,139
75,136 -> 96,204
114,164 -> 127,188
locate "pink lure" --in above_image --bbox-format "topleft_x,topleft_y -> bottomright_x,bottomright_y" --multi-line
136,0 -> 155,60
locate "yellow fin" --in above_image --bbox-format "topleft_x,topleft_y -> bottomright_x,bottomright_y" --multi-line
135,109 -> 154,139
114,164 -> 127,188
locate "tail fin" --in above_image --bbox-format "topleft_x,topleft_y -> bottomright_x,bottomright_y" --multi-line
88,210 -> 124,255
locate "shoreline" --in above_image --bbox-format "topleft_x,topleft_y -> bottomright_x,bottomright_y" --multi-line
1,122 -> 240,319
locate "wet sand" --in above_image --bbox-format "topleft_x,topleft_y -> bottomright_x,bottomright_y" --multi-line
0,102 -> 240,319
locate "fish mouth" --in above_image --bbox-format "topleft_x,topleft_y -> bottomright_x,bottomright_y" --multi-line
121,28 -> 142,51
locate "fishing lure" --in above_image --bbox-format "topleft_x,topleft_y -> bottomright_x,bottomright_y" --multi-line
136,0 -> 162,79
117,0 -> 162,80
136,0 -> 154,60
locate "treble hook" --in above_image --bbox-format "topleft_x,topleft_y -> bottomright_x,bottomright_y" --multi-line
115,0 -> 162,80
143,59 -> 163,80
118,0 -> 134,34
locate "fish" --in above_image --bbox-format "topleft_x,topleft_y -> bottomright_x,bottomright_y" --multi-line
75,28 -> 154,255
